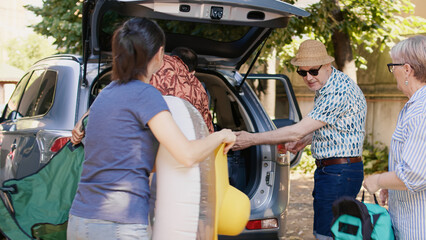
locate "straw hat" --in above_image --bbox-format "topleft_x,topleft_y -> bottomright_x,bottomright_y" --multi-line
290,39 -> 335,66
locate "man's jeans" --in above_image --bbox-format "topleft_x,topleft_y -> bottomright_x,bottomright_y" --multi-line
312,161 -> 364,240
67,214 -> 149,240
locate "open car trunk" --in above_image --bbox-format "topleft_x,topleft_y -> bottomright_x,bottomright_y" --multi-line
91,67 -> 302,197
82,0 -> 309,69
81,0 -> 308,238
85,0 -> 310,193
91,69 -> 261,194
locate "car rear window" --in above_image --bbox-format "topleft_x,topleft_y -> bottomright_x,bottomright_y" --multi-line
156,20 -> 250,42
247,78 -> 292,119
17,70 -> 57,118
99,10 -> 251,51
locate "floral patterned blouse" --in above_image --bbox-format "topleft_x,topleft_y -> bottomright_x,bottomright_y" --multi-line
151,55 -> 214,133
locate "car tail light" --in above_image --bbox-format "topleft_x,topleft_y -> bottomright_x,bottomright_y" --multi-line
36,130 -> 72,164
50,137 -> 71,152
246,218 -> 278,230
277,144 -> 290,165
277,143 -> 286,154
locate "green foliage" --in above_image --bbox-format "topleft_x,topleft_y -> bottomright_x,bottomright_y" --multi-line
25,0 -> 425,72
362,138 -> 389,174
291,138 -> 390,175
291,145 -> 316,174
24,1 -> 250,55
265,0 -> 426,72
25,0 -> 83,54
6,34 -> 57,70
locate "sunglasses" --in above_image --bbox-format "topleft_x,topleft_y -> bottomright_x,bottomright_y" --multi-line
296,65 -> 323,77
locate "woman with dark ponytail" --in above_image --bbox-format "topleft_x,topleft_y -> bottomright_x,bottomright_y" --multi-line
67,18 -> 235,240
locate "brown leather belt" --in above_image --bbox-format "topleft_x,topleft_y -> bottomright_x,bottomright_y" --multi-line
315,157 -> 362,168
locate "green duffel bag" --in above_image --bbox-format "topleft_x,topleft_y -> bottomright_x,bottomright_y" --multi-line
0,141 -> 84,240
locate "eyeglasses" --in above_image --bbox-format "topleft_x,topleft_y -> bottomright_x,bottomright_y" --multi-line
296,65 -> 322,77
387,63 -> 405,73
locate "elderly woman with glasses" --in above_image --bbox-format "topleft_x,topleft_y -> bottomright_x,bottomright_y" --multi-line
233,39 -> 367,240
363,35 -> 426,239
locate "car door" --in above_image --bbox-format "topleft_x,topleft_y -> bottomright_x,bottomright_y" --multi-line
245,74 -> 303,167
0,69 -> 58,183
0,72 -> 32,183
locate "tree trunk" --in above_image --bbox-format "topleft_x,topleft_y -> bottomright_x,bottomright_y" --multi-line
330,0 -> 357,82
263,48 -> 277,118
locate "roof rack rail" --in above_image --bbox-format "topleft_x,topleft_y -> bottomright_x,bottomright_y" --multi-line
34,54 -> 82,65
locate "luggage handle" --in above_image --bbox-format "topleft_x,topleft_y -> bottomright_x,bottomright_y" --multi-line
0,184 -> 17,194
0,187 -> 16,215
67,142 -> 83,152
361,190 -> 379,205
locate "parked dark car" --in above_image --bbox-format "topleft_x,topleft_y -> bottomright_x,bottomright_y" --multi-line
0,0 -> 308,239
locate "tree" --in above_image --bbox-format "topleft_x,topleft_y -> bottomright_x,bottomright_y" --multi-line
25,0 -> 425,78
25,0 -> 83,54
265,0 -> 426,81
6,34 -> 57,71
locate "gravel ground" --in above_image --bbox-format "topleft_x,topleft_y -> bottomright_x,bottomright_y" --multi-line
284,173 -> 315,240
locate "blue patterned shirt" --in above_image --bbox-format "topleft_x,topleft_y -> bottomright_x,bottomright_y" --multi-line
308,67 -> 367,159
388,85 -> 426,240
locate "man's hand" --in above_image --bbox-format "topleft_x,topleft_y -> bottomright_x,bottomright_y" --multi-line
282,133 -> 312,154
285,140 -> 306,154
232,131 -> 255,151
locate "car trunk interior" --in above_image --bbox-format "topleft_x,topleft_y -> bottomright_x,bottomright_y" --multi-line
196,71 -> 259,196
92,69 -> 259,196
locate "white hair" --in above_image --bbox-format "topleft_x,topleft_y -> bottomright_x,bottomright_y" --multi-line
390,35 -> 426,83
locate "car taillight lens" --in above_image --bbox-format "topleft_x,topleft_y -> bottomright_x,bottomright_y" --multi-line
50,137 -> 71,152
246,218 -> 278,230
277,144 -> 291,165
277,144 -> 286,154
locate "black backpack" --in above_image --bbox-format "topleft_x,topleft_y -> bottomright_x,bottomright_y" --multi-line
331,192 -> 395,240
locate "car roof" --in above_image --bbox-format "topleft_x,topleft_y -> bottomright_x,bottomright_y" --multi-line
83,0 -> 309,69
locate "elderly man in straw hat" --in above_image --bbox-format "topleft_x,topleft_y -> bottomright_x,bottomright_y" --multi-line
233,39 -> 367,239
